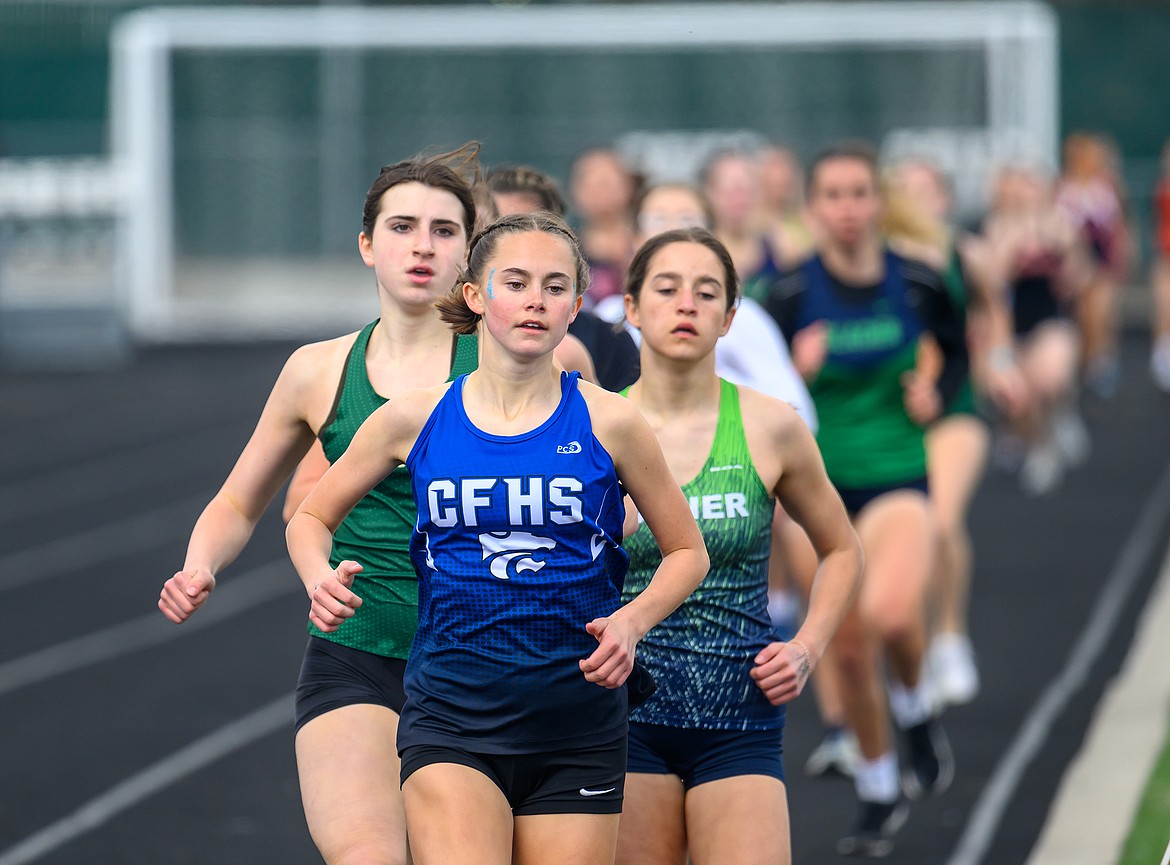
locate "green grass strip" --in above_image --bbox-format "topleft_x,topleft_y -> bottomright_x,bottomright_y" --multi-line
1117,717 -> 1170,865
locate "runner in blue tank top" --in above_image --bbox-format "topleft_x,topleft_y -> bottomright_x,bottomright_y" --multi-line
288,212 -> 708,865
613,228 -> 862,865
401,367 -> 634,753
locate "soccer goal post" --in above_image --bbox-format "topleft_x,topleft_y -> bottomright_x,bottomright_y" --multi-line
109,2 -> 1058,341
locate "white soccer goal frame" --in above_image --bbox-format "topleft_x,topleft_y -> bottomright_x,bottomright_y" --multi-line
109,1 -> 1058,340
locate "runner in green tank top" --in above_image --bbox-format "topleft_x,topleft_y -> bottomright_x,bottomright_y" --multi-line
158,147 -> 483,865
301,320 -> 477,659
621,379 -> 779,730
615,228 -> 861,865
766,144 -> 964,856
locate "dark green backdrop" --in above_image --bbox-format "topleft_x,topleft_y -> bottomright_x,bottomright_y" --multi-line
2,2 -> 1166,259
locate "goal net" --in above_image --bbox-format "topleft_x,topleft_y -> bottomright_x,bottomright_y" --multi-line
109,1 -> 1058,341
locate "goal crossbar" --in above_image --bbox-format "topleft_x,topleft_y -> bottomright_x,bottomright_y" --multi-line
109,1 -> 1058,338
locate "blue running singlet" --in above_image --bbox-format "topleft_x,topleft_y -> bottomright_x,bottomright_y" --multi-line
400,371 -> 630,755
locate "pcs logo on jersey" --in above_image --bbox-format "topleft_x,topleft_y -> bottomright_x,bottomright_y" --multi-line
480,531 -> 557,580
556,440 -> 582,454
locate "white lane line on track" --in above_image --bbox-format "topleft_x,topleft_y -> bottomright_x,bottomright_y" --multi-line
0,692 -> 295,865
946,458 -> 1170,865
0,559 -> 298,696
0,491 -> 212,592
0,427 -> 243,523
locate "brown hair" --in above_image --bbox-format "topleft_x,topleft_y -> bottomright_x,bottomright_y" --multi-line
471,180 -> 500,235
435,212 -> 591,335
806,140 -> 880,197
486,165 -> 568,217
624,227 -> 740,313
361,141 -> 482,240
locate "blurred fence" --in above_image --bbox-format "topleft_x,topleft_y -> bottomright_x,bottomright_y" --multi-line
1,0 -> 1168,349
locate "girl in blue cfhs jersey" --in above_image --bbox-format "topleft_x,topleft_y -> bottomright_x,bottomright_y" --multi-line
614,228 -> 862,865
287,212 -> 709,865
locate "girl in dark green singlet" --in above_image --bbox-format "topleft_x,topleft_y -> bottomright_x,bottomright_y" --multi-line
303,321 -> 477,659
159,146 -> 483,865
615,228 -> 861,865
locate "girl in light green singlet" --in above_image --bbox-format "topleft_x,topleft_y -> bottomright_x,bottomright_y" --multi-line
615,228 -> 861,865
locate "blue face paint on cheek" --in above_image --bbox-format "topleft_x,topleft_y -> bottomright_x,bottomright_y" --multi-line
486,268 -> 495,299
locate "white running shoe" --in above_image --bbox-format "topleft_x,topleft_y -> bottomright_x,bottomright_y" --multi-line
804,728 -> 861,778
1019,442 -> 1064,497
1052,408 -> 1090,468
928,634 -> 980,709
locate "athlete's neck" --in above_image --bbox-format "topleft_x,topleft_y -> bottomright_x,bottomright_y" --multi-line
821,239 -> 884,285
368,303 -> 453,363
630,351 -> 721,420
463,355 -> 563,430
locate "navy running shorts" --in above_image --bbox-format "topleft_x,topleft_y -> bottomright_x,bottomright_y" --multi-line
835,477 -> 929,516
626,721 -> 785,788
294,635 -> 407,734
399,737 -> 626,816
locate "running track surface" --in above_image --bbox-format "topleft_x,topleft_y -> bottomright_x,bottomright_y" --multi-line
2,332 -> 1168,865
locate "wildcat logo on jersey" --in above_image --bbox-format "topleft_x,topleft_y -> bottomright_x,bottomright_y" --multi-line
557,441 -> 583,454
480,531 -> 557,580
589,531 -> 607,561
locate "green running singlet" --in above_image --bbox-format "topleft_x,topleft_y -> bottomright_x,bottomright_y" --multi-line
621,379 -> 781,729
307,320 -> 478,659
